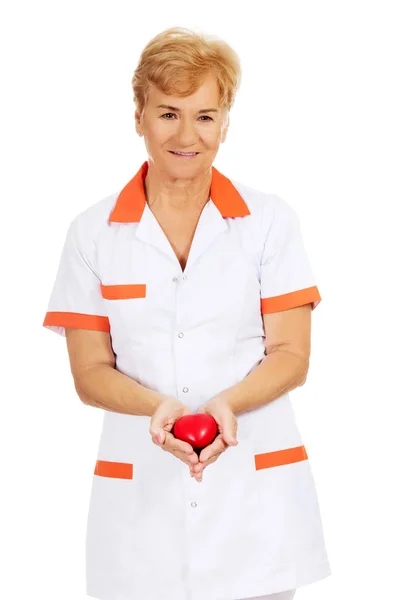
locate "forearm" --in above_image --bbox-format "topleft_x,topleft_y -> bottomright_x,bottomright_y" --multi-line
74,364 -> 163,417
219,348 -> 309,415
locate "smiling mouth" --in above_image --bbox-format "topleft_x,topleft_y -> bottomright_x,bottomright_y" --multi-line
168,151 -> 200,156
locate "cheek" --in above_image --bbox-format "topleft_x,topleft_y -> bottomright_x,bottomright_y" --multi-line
147,123 -> 171,144
199,132 -> 222,149
207,126 -> 225,145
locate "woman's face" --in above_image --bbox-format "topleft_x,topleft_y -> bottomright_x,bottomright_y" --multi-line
135,72 -> 229,179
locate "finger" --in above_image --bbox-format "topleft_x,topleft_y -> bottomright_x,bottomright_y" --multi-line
193,453 -> 219,472
199,435 -> 228,463
152,429 -> 192,454
158,431 -> 199,464
158,441 -> 197,468
189,465 -> 203,481
150,427 -> 166,445
174,450 -> 198,467
165,431 -> 197,455
157,432 -> 199,467
151,424 -> 180,444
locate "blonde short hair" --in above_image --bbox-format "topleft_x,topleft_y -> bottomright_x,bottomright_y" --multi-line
132,27 -> 242,119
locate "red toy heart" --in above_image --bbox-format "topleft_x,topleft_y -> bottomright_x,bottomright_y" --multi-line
172,414 -> 218,453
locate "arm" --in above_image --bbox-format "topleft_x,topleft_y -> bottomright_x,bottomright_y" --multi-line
66,328 -> 163,417
44,217 -> 162,417
219,304 -> 312,415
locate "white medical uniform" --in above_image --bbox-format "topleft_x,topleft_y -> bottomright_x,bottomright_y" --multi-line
43,160 -> 331,600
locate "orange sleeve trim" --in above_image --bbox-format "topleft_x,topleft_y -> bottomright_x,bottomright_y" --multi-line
255,444 -> 308,470
100,283 -> 146,300
94,460 -> 133,479
43,311 -> 110,332
261,285 -> 321,313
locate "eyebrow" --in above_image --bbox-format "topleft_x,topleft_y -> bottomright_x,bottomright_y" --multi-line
156,104 -> 219,114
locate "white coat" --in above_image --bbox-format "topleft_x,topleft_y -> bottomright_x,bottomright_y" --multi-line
43,160 -> 331,600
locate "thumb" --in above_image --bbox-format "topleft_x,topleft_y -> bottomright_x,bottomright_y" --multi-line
221,425 -> 238,446
154,429 -> 164,445
225,434 -> 238,446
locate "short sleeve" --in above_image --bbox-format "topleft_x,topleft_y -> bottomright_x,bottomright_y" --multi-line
42,216 -> 110,337
260,197 -> 321,314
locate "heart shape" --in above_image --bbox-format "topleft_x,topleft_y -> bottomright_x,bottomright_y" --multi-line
172,414 -> 218,452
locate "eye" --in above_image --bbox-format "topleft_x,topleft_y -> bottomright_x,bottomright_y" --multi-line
160,113 -> 213,121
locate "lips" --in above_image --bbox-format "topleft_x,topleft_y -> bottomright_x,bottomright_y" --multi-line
169,151 -> 199,155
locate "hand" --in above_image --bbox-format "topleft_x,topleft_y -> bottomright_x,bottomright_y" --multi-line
189,396 -> 238,480
149,396 -> 203,481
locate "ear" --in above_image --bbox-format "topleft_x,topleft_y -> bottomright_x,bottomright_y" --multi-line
134,109 -> 143,137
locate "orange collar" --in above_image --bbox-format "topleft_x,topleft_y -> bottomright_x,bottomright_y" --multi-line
108,160 -> 250,223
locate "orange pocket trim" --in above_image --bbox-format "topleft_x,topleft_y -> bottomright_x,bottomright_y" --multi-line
94,460 -> 133,479
261,286 -> 321,313
43,311 -> 110,332
255,445 -> 308,470
100,283 -> 146,300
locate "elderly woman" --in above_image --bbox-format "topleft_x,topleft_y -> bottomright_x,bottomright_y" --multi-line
43,26 -> 331,600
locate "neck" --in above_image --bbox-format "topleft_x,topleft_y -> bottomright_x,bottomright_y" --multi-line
144,162 -> 212,214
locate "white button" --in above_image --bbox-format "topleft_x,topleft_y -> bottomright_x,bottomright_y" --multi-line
191,502 -> 197,508
178,332 -> 184,338
183,387 -> 189,393
172,277 -> 178,282
182,274 -> 187,280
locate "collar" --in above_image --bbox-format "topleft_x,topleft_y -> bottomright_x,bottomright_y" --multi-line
108,160 -> 250,223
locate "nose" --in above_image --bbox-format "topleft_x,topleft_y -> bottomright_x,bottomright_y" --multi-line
176,117 -> 199,146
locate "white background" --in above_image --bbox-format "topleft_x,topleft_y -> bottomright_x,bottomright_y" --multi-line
1,1 -> 399,599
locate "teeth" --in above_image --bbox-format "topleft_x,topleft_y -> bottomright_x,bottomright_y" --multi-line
173,151 -> 196,155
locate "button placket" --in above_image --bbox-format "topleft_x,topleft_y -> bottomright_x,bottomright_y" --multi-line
173,272 -> 190,401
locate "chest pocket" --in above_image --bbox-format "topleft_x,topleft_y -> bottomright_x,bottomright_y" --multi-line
100,283 -> 147,336
100,283 -> 146,300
